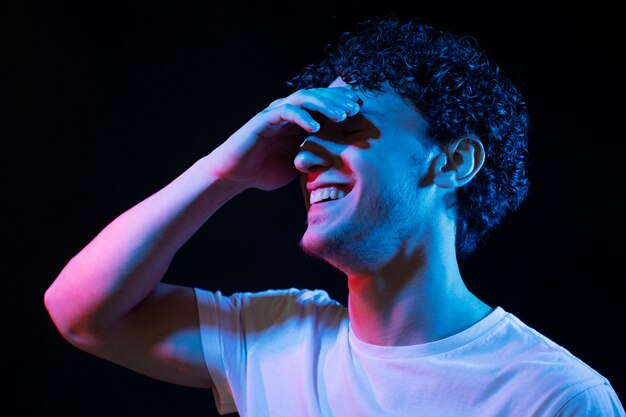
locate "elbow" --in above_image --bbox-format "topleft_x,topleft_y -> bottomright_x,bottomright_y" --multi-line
44,283 -> 77,343
43,281 -> 98,349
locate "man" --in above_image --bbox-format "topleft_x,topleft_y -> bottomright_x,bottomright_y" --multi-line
44,17 -> 624,416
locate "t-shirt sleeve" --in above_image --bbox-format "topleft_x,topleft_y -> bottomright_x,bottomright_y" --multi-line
554,381 -> 626,417
193,287 -> 343,415
194,288 -> 240,414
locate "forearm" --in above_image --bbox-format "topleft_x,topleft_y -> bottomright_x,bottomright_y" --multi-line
44,153 -> 245,344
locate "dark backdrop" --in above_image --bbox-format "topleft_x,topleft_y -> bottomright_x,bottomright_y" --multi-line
5,1 -> 625,416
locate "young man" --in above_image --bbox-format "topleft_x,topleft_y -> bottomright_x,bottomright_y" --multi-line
44,17 -> 624,416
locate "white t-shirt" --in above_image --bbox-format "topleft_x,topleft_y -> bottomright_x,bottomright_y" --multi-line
195,287 -> 624,416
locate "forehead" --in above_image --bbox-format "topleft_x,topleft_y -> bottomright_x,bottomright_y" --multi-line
329,77 -> 426,135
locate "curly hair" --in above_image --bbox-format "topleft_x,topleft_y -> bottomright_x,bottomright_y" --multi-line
288,16 -> 530,258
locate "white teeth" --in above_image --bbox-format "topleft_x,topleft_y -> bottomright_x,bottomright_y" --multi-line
310,186 -> 347,204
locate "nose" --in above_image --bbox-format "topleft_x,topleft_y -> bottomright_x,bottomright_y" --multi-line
293,136 -> 337,173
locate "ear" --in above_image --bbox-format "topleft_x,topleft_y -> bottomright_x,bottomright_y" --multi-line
432,136 -> 485,189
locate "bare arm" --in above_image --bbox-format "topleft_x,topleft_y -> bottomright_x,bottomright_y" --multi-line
44,86 -> 360,388
44,157 -> 246,387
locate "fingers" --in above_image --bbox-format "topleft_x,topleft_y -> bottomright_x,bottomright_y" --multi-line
294,87 -> 361,122
264,103 -> 322,133
267,87 -> 361,126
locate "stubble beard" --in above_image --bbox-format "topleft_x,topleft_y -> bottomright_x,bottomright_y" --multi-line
298,195 -> 395,273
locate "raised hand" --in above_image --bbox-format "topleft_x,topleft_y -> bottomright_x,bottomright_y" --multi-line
207,86 -> 360,191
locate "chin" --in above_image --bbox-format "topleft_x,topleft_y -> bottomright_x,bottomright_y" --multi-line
299,226 -> 337,258
299,227 -> 358,273
299,229 -> 326,259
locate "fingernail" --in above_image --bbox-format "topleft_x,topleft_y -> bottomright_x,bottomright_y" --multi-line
347,105 -> 359,116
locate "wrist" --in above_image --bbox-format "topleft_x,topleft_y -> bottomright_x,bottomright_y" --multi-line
195,154 -> 251,196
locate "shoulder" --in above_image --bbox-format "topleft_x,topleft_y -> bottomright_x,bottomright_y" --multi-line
494,309 -> 601,379
496,310 -> 601,375
554,382 -> 626,416
195,287 -> 343,308
492,308 -> 624,414
195,286 -> 346,325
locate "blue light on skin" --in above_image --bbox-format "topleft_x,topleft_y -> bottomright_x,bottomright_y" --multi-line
294,77 -> 490,347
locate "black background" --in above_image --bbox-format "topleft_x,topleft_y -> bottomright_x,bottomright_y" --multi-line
5,1 -> 625,416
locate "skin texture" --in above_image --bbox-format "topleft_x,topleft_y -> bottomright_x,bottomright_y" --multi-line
297,78 -> 490,346
44,77 -> 489,389
297,79 -> 432,273
289,17 -> 530,258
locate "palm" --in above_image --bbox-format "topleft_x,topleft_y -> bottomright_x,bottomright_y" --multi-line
208,86 -> 359,191
211,116 -> 305,191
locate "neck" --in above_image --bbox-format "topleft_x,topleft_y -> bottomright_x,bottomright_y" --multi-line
346,240 -> 491,347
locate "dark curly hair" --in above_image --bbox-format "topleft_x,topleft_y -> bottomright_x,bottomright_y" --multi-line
288,16 -> 530,258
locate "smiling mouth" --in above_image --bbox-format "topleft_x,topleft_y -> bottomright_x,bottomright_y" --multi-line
309,186 -> 351,205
